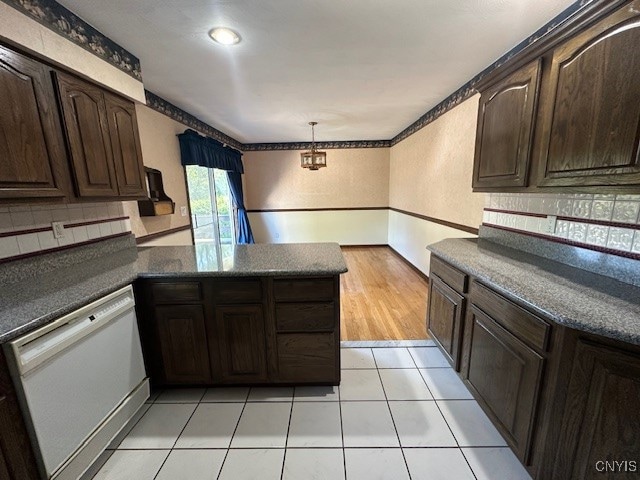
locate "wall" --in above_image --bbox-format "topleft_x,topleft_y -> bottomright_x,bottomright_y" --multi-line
484,193 -> 640,256
388,95 -> 485,274
122,104 -> 193,244
243,148 -> 390,244
0,203 -> 130,262
0,2 -> 144,102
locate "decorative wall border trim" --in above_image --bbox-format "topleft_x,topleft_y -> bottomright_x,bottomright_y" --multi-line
136,224 -> 192,244
243,140 -> 391,151
389,207 -> 479,235
246,207 -> 388,213
389,0 -> 597,145
0,216 -> 130,239
0,0 -> 142,80
144,90 -> 244,151
0,232 -> 130,264
484,223 -> 640,261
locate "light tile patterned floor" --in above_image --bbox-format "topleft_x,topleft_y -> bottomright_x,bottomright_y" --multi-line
89,345 -> 532,480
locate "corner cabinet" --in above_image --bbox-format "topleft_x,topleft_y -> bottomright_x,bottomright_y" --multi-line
535,1 -> 640,188
0,46 -> 70,200
473,60 -> 541,189
55,72 -> 147,199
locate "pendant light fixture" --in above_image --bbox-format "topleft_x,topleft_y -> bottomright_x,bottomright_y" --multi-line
300,122 -> 327,170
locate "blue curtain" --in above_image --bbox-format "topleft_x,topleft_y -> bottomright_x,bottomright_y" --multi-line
178,129 -> 244,173
227,172 -> 254,244
178,129 -> 254,244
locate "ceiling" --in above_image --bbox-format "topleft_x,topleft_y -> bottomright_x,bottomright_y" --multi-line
58,0 -> 578,143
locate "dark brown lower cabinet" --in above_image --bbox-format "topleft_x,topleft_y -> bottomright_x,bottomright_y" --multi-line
464,305 -> 544,463
552,339 -> 640,480
0,352 -> 38,480
215,305 -> 268,383
155,305 -> 211,384
427,275 -> 465,369
136,275 -> 340,387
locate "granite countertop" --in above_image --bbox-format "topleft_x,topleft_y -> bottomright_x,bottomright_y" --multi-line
428,238 -> 640,346
0,241 -> 347,344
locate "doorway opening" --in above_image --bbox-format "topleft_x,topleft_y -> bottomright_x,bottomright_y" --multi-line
186,166 -> 235,261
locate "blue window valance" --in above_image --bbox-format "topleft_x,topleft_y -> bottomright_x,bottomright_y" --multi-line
178,129 -> 244,173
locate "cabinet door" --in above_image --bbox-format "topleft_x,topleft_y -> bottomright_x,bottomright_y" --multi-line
537,2 -> 640,187
55,72 -> 119,197
0,46 -> 69,200
0,354 -> 39,480
473,60 -> 541,189
553,340 -> 640,479
104,92 -> 146,197
155,305 -> 211,384
464,306 -> 544,463
427,275 -> 465,369
215,305 -> 268,383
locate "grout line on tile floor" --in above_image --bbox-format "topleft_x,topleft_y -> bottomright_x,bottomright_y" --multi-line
373,352 -> 413,480
279,396 -> 295,480
216,397 -> 248,480
337,381 -> 347,480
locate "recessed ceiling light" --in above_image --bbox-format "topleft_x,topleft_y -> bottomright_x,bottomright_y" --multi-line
209,27 -> 241,45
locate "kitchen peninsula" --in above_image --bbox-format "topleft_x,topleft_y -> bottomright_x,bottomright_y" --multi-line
0,237 -> 348,387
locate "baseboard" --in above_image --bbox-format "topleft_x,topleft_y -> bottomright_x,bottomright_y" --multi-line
386,245 -> 429,282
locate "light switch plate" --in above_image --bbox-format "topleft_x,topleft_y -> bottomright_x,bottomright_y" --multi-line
180,206 -> 188,217
52,222 -> 65,239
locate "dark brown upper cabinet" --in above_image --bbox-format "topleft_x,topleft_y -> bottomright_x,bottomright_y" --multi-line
0,46 -> 70,201
55,71 -> 120,198
536,2 -> 640,188
473,60 -> 541,190
104,92 -> 147,197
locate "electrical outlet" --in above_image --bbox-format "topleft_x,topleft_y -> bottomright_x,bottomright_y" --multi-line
180,206 -> 188,217
274,232 -> 280,239
544,215 -> 557,234
52,221 -> 65,239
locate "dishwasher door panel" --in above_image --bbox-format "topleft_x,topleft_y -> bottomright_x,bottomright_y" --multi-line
21,307 -> 145,477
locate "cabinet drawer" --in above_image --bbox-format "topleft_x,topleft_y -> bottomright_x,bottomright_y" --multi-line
212,279 -> 262,303
273,278 -> 335,302
277,333 -> 338,383
470,281 -> 550,351
276,303 -> 335,332
430,256 -> 468,294
151,282 -> 202,303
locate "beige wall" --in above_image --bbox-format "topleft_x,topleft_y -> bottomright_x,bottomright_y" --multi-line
243,148 -> 389,209
389,94 -> 484,228
0,2 -> 145,102
122,104 -> 192,240
388,95 -> 484,274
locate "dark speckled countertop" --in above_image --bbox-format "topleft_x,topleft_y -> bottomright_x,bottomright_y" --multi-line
0,240 -> 347,344
428,238 -> 640,346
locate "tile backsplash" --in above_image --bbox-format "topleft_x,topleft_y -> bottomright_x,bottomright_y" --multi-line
0,203 -> 131,262
483,193 -> 640,256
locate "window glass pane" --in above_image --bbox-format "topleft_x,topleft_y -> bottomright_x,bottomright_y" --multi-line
186,165 -> 215,243
213,169 -> 234,245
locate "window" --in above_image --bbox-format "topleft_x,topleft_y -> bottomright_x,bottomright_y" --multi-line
186,166 -> 235,260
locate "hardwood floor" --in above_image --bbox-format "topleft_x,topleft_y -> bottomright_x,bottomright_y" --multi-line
340,246 -> 429,341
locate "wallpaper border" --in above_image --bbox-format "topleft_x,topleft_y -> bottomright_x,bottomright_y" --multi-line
144,90 -> 244,151
0,0 -> 142,80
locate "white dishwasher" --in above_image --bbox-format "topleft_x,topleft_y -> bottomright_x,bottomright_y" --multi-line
4,285 -> 149,480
